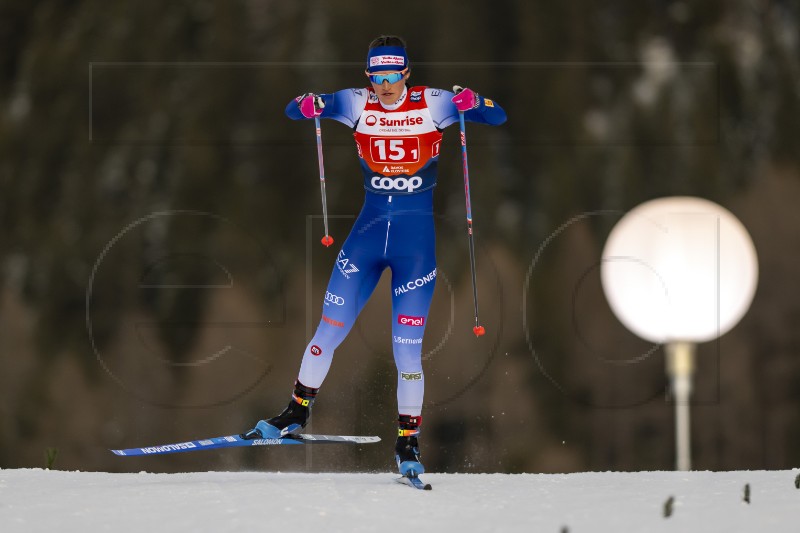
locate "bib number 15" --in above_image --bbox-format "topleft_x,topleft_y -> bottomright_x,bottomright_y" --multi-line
370,137 -> 420,163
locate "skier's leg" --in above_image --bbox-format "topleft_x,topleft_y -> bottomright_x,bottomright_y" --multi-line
390,260 -> 435,473
390,256 -> 436,417
386,207 -> 436,473
297,248 -> 384,388
297,205 -> 387,388
246,205 -> 387,438
388,206 -> 436,418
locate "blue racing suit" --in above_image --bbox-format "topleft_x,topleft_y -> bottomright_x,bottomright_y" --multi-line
286,85 -> 506,417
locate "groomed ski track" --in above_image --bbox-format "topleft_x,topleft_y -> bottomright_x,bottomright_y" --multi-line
1,469 -> 797,532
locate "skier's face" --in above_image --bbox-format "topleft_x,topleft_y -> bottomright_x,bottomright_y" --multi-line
368,69 -> 409,106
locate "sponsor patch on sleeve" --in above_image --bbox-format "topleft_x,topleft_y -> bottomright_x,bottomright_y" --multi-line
483,98 -> 494,107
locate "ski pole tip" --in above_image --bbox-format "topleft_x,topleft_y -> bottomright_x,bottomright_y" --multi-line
321,235 -> 334,247
473,325 -> 486,337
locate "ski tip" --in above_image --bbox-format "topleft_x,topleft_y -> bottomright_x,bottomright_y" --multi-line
411,478 -> 432,491
396,473 -> 432,490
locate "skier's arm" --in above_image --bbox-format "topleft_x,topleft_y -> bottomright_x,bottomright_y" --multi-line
425,87 -> 507,129
285,88 -> 368,127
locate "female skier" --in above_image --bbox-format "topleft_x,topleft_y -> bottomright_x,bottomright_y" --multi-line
245,35 -> 506,476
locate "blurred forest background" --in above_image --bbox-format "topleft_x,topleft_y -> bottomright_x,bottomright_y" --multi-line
1,0 -> 799,474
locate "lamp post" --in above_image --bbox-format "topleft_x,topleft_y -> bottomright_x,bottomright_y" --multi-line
600,197 -> 758,471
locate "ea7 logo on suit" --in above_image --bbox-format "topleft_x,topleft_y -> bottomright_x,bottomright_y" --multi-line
337,250 -> 359,279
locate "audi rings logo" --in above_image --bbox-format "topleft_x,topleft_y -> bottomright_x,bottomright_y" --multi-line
325,291 -> 345,306
365,114 -> 378,126
371,176 -> 423,192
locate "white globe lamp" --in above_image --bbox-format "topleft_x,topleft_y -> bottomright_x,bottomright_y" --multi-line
601,196 -> 758,470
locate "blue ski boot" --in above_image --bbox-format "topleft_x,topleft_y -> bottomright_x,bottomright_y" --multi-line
243,381 -> 318,439
395,415 -> 425,476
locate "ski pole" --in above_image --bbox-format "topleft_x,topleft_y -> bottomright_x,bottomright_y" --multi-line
458,109 -> 485,337
314,115 -> 334,247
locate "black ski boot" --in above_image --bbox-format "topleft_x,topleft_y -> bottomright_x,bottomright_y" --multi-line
243,381 -> 318,439
395,414 -> 424,476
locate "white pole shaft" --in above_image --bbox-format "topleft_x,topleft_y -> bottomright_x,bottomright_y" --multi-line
667,341 -> 695,471
673,374 -> 692,471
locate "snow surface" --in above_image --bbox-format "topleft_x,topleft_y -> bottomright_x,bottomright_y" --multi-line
1,469 -> 798,532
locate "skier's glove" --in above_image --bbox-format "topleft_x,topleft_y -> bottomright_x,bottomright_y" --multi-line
451,86 -> 479,112
297,93 -> 325,118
